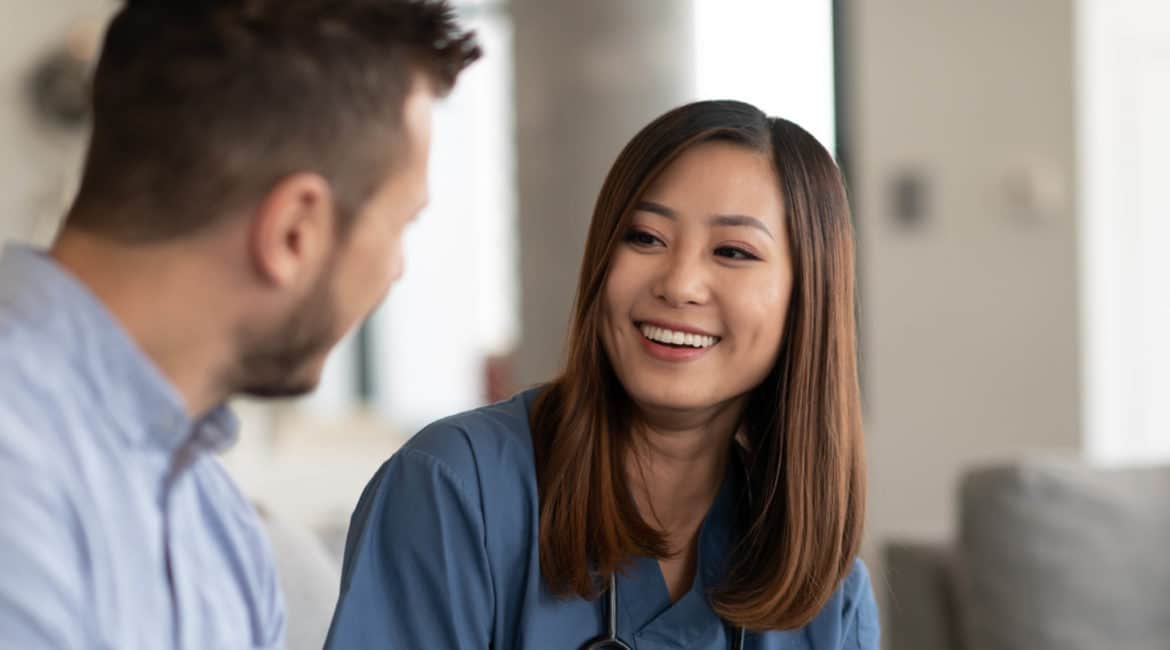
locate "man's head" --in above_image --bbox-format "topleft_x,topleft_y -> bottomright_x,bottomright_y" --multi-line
62,0 -> 480,399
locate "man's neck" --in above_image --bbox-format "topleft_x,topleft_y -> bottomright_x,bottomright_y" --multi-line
50,229 -> 241,417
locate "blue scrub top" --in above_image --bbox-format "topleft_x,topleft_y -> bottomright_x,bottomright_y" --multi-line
326,389 -> 880,649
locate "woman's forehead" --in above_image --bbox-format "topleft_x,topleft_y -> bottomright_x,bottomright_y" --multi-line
636,145 -> 784,228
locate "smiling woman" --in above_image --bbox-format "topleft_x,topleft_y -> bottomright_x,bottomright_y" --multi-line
602,140 -> 792,415
325,100 -> 877,650
533,100 -> 870,636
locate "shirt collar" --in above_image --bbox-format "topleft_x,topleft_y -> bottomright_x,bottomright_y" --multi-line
0,244 -> 239,455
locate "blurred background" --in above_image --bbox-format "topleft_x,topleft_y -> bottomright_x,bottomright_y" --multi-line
3,1 -> 1168,649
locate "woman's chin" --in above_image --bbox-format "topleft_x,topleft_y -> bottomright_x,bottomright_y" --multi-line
625,382 -> 724,415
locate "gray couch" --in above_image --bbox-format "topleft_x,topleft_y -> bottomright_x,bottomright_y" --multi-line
884,460 -> 1170,650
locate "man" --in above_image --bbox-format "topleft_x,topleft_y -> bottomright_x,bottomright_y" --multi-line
0,1 -> 480,647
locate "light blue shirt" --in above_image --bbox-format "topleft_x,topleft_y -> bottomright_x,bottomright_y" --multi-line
327,390 -> 880,649
0,245 -> 285,649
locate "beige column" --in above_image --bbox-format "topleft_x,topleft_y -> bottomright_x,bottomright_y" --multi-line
510,0 -> 696,385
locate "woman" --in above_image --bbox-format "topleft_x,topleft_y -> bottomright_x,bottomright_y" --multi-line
326,100 -> 878,649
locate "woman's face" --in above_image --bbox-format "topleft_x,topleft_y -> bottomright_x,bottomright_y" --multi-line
601,140 -> 794,417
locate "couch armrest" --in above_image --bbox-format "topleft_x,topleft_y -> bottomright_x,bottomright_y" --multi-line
883,540 -> 962,650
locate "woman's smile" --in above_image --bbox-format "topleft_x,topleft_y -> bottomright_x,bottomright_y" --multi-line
635,320 -> 722,362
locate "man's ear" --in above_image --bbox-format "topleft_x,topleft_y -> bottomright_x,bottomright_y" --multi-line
248,173 -> 335,288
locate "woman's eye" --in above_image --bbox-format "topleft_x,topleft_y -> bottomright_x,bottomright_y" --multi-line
623,229 -> 662,247
714,246 -> 760,261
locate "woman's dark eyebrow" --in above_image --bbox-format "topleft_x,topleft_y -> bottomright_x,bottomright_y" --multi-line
711,214 -> 773,239
635,200 -> 773,239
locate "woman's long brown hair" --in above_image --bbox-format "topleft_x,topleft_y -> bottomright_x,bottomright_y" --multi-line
530,100 -> 865,631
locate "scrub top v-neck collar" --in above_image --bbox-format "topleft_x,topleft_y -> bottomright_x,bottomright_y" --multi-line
611,463 -> 742,649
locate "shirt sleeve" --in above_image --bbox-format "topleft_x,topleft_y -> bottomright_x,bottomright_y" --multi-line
325,446 -> 495,648
0,420 -> 87,649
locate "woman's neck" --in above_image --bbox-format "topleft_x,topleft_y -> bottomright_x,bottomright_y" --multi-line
625,398 -> 744,602
625,398 -> 743,547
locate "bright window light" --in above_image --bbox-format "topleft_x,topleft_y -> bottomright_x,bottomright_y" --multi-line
693,0 -> 837,153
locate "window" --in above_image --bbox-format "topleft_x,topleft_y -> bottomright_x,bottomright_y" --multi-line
693,0 -> 837,151
1078,0 -> 1170,463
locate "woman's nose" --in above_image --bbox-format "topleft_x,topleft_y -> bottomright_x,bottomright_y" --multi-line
652,249 -> 710,307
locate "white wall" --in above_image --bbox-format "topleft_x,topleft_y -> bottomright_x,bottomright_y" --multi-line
848,0 -> 1082,553
0,1 -> 112,245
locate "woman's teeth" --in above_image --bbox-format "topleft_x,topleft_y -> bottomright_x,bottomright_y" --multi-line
639,324 -> 719,348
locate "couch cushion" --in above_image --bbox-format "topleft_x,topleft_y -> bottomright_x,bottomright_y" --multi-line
884,540 -> 962,650
956,461 -> 1170,650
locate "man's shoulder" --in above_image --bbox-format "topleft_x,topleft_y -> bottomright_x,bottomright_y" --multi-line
0,330 -> 82,554
0,333 -> 74,466
0,309 -> 70,387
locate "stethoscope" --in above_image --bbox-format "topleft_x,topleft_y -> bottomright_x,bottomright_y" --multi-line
581,442 -> 754,649
582,573 -> 746,649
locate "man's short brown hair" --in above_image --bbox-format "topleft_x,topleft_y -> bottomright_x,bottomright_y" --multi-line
67,0 -> 481,241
